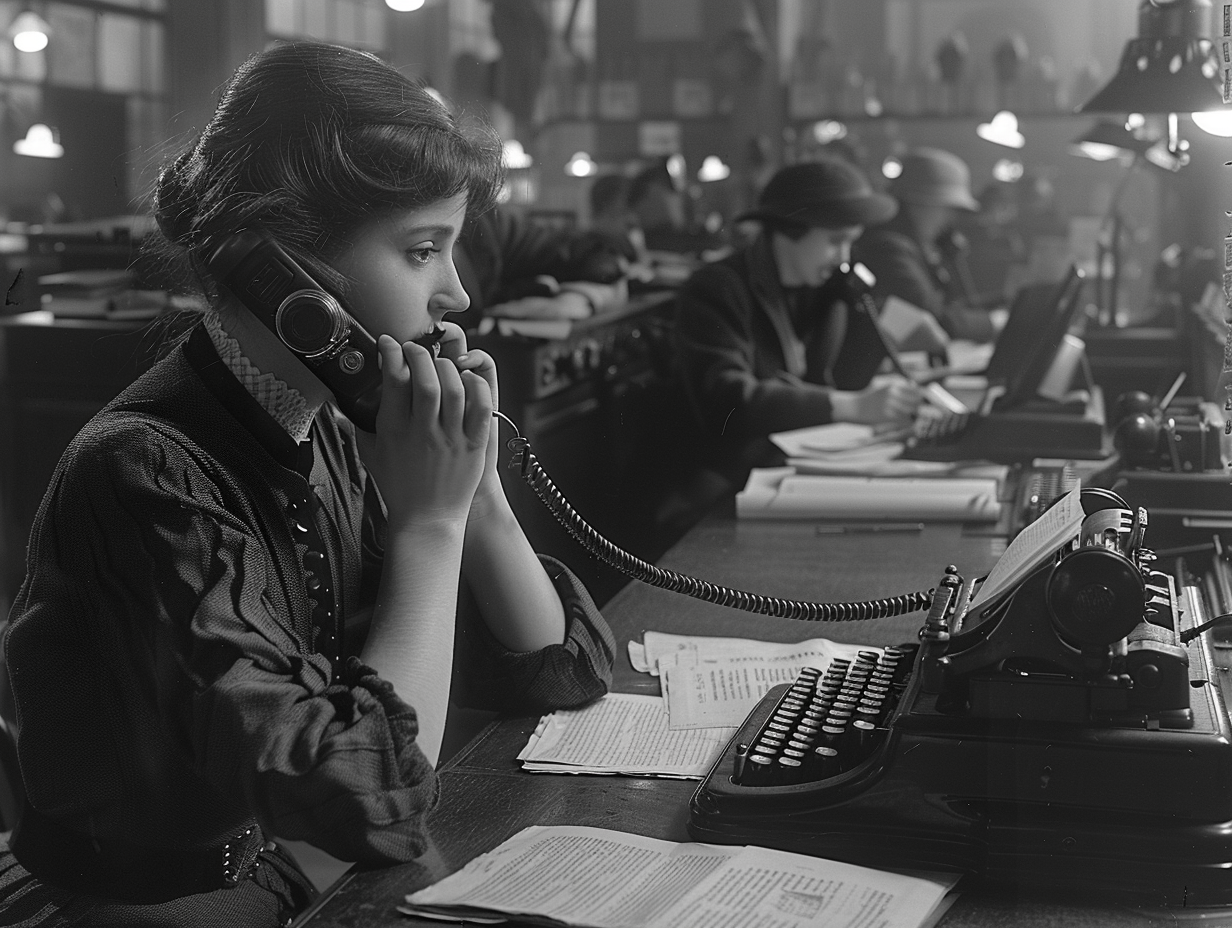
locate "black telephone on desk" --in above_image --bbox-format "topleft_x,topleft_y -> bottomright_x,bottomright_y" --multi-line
688,486 -> 1232,904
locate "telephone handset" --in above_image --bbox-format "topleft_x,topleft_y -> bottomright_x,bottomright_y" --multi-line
206,231 -> 449,432
206,230 -> 385,431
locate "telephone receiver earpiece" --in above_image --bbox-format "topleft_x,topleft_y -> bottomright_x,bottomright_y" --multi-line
207,230 -> 384,431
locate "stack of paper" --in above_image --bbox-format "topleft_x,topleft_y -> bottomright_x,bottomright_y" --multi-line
401,825 -> 960,928
737,468 -> 1001,522
517,693 -> 734,779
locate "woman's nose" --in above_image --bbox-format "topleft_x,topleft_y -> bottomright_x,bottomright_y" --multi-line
434,260 -> 472,316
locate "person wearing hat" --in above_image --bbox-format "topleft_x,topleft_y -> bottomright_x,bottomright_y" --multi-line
670,156 -> 925,490
853,147 -> 1001,343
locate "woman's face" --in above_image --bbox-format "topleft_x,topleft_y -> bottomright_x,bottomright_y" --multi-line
771,225 -> 862,288
329,192 -> 471,343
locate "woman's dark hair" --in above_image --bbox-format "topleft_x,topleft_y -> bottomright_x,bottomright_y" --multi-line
152,41 -> 504,294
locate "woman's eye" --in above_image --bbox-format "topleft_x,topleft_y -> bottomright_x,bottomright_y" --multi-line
408,247 -> 437,266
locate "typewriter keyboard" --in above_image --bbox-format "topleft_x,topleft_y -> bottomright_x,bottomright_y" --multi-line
732,646 -> 916,787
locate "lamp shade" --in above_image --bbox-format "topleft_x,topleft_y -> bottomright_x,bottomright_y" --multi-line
1079,0 -> 1222,113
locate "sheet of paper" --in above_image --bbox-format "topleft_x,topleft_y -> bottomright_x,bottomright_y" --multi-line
517,693 -> 733,778
770,423 -> 880,457
632,631 -> 866,677
967,483 -> 1084,614
662,659 -> 827,730
737,471 -> 1001,522
403,825 -> 959,928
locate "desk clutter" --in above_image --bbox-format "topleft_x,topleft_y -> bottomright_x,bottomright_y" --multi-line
503,485 -> 1232,908
401,825 -> 957,928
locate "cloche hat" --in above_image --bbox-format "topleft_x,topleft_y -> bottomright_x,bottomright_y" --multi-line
736,158 -> 897,230
890,148 -> 980,211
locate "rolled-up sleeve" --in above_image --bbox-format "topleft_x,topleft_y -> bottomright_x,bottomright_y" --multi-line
450,556 -> 614,714
7,425 -> 438,865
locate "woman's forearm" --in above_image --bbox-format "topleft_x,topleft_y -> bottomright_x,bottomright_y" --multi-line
462,496 -> 567,653
360,521 -> 465,767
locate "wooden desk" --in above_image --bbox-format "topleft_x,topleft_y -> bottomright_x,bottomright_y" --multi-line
296,512 -> 1224,927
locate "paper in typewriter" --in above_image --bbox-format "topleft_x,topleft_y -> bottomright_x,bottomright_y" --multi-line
517,693 -> 734,778
967,483 -> 1084,615
402,825 -> 959,928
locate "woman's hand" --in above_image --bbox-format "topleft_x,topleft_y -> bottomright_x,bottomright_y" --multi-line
438,323 -> 510,522
830,377 -> 924,425
355,331 -> 492,529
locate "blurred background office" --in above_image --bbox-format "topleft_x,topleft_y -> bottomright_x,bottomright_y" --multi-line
1,0 -> 1231,617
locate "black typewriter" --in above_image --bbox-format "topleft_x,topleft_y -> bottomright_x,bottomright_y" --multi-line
689,487 -> 1232,905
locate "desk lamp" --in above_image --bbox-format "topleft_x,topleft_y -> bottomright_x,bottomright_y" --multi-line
1078,0 -> 1223,150
1069,119 -> 1162,325
1078,0 -> 1220,330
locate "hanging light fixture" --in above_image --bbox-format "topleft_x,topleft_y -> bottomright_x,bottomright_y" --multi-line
13,123 -> 63,158
976,110 -> 1026,148
7,8 -> 51,53
565,151 -> 596,177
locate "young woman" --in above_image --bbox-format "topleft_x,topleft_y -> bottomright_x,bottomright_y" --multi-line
673,158 -> 925,490
0,41 -> 613,927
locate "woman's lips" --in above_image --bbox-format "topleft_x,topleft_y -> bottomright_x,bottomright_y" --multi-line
410,325 -> 446,356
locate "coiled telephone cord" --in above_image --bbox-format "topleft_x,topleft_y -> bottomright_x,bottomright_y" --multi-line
495,414 -> 933,622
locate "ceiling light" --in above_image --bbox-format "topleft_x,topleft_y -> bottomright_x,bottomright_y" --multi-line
502,139 -> 533,169
976,110 -> 1025,148
565,152 -> 596,177
14,124 -> 63,158
697,156 -> 730,182
385,0 -> 426,10
8,10 -> 51,53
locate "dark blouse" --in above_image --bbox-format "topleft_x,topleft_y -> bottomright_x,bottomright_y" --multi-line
0,323 -> 614,923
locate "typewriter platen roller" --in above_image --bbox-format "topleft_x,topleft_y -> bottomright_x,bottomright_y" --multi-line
688,487 -> 1232,905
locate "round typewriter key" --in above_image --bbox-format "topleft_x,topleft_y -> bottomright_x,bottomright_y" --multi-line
813,746 -> 840,777
777,756 -> 803,778
852,719 -> 877,751
787,739 -> 811,752
746,753 -> 773,783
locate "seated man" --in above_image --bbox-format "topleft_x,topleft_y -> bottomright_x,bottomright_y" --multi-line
673,157 -> 925,489
853,147 -> 1001,344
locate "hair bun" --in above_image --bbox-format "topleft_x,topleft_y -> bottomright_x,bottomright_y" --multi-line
153,149 -> 198,245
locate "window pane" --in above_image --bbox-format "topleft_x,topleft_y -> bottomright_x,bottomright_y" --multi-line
303,0 -> 331,40
99,13 -> 142,93
142,20 -> 165,94
336,0 -> 359,46
266,0 -> 297,37
48,3 -> 97,89
359,3 -> 386,49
